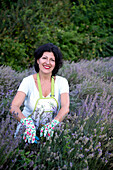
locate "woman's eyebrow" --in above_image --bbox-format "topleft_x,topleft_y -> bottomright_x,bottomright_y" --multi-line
42,55 -> 47,57
43,55 -> 55,59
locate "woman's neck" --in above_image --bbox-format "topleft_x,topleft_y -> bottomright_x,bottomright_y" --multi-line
39,71 -> 52,82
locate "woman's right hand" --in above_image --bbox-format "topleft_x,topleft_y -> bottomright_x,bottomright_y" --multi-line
20,117 -> 36,143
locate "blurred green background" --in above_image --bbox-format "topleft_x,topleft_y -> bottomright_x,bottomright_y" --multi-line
0,0 -> 113,71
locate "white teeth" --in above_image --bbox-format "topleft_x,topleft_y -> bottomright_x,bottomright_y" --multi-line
44,66 -> 50,69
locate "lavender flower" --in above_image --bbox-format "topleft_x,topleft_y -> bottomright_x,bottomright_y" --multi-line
0,57 -> 113,169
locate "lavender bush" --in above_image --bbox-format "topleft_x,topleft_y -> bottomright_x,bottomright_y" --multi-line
0,58 -> 113,169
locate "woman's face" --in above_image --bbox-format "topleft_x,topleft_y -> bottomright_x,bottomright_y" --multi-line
37,52 -> 55,75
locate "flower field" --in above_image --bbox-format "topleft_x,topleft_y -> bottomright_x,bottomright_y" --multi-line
0,57 -> 113,169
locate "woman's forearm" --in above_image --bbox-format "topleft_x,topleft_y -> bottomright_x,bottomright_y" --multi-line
10,105 -> 26,122
10,91 -> 26,122
54,106 -> 69,122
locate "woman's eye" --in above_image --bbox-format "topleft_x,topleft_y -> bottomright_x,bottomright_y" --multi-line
42,57 -> 46,59
51,59 -> 55,62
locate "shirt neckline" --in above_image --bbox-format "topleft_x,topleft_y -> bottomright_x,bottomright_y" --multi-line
32,75 -> 57,98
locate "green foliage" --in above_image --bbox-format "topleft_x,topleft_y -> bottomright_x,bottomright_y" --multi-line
0,0 -> 113,70
0,36 -> 29,71
0,0 -> 18,9
70,0 -> 113,59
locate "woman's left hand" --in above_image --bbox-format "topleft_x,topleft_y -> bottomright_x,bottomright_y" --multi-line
40,119 -> 60,138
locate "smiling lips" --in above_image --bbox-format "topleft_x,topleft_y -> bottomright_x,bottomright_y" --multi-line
43,65 -> 51,69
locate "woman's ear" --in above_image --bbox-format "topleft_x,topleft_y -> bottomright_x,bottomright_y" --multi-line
37,59 -> 39,64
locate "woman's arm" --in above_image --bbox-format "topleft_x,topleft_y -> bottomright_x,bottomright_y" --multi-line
10,91 -> 26,122
54,93 -> 70,122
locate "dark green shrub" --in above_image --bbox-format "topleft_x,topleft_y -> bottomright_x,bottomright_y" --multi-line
70,0 -> 113,60
0,0 -> 71,70
0,0 -> 18,9
0,0 -> 113,70
0,36 -> 29,71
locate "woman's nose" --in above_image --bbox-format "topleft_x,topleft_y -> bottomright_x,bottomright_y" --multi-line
46,59 -> 50,64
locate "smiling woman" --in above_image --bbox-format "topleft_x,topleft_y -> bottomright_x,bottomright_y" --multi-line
10,43 -> 70,143
37,52 -> 56,75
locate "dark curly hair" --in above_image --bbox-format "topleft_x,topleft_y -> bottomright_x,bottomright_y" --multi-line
34,43 -> 63,76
